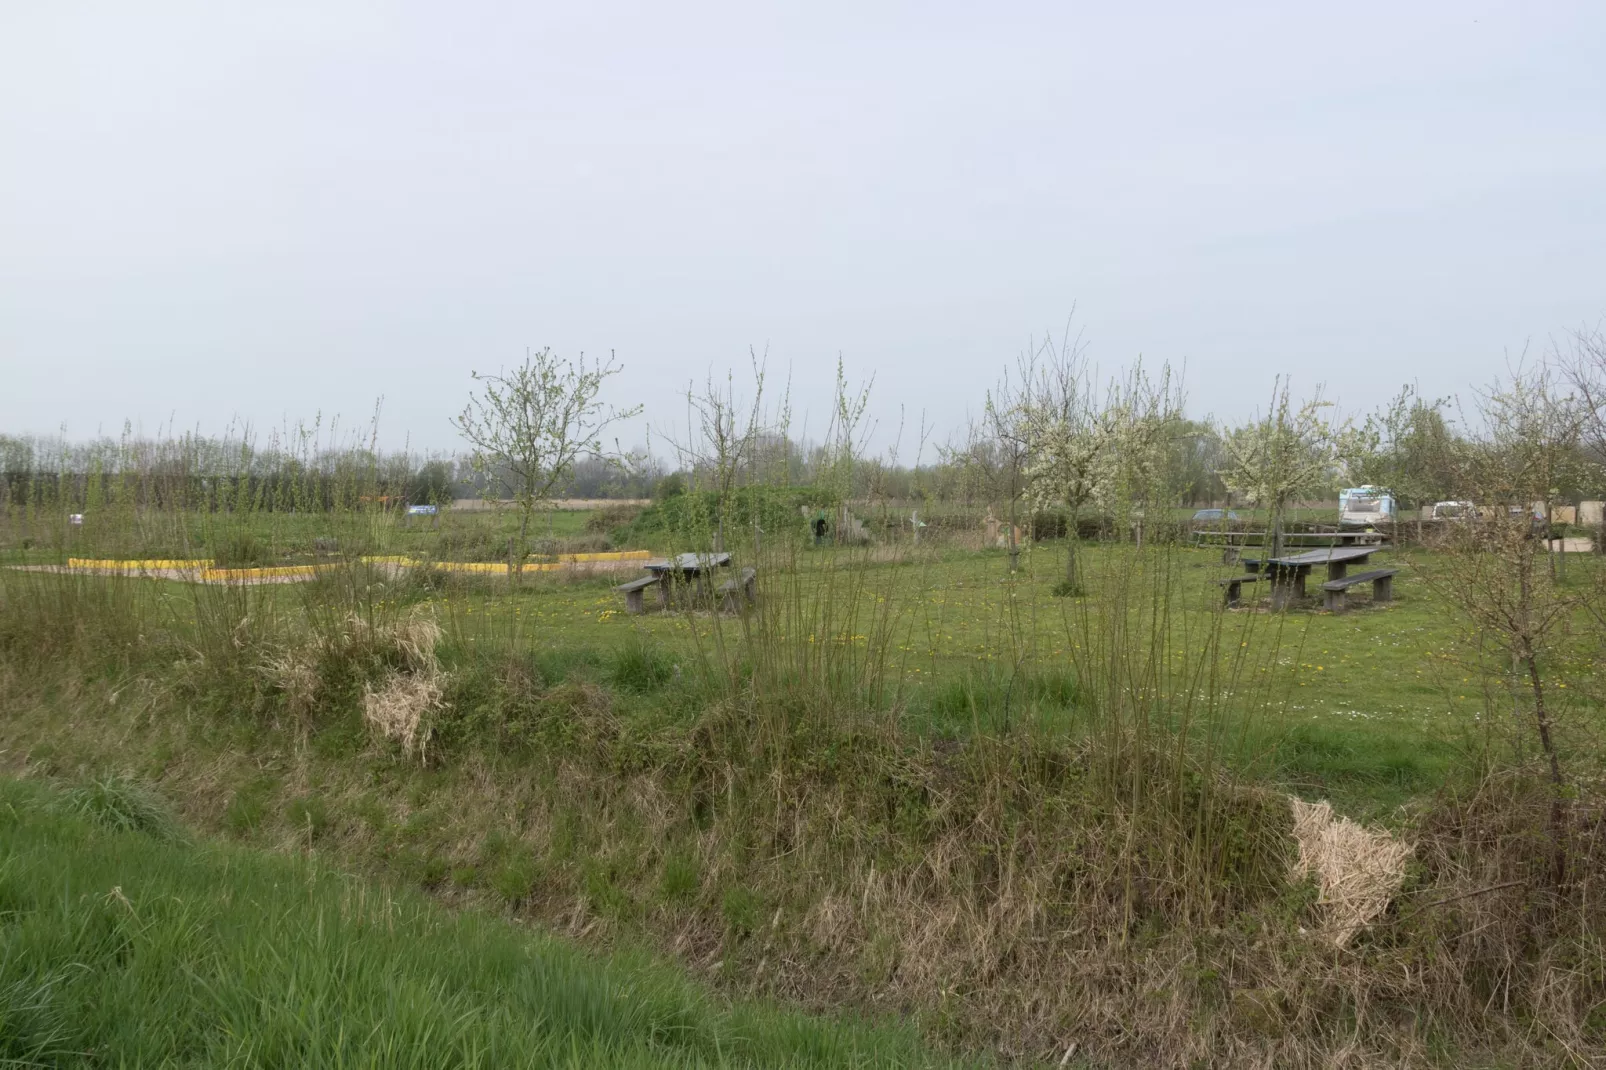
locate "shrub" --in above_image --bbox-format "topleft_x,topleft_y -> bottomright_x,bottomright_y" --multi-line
213,530 -> 274,567
60,777 -> 183,843
585,503 -> 644,534
609,633 -> 675,693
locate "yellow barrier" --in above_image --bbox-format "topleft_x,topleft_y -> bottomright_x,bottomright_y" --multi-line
62,551 -> 648,582
68,559 -> 212,571
200,565 -> 332,582
426,552 -> 649,574
563,551 -> 651,563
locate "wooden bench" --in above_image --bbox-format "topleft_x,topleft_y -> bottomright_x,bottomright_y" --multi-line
716,567 -> 757,613
1217,574 -> 1264,607
1320,568 -> 1398,612
614,574 -> 662,615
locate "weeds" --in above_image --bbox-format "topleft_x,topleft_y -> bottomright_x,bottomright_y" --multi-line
58,776 -> 184,843
0,775 -> 963,1069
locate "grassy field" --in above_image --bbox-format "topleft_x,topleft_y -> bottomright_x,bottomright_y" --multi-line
0,775 -> 965,1068
3,500 -> 1605,1066
22,524 -> 1583,818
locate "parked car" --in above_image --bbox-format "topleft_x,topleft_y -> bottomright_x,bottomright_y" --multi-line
1430,501 -> 1476,521
1190,508 -> 1241,526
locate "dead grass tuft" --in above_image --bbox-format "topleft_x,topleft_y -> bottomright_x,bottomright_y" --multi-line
1289,797 -> 1413,947
262,647 -> 321,725
363,670 -> 446,761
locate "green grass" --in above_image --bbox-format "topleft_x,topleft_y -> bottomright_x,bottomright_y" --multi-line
4,533 -> 1604,1062
6,527 -> 1600,819
0,774 -> 972,1069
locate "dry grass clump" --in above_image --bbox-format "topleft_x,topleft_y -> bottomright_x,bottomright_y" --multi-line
262,647 -> 321,725
363,670 -> 446,760
359,609 -> 447,760
1289,797 -> 1413,947
255,607 -> 449,753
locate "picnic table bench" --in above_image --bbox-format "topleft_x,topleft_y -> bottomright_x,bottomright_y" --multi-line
1320,568 -> 1398,612
614,552 -> 736,614
615,574 -> 664,615
1219,546 -> 1396,610
1217,573 -> 1264,607
1263,545 -> 1388,609
716,567 -> 758,613
1199,529 -> 1385,564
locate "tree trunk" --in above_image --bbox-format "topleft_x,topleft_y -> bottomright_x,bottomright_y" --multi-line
1007,498 -> 1019,572
1065,507 -> 1079,591
1522,648 -> 1568,887
515,507 -> 532,586
1547,500 -> 1559,580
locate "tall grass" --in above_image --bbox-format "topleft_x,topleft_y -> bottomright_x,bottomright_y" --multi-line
0,775 -> 963,1069
4,423 -> 1606,1065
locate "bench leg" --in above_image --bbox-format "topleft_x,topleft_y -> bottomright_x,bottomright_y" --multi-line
1270,578 -> 1295,610
625,589 -> 644,615
1224,580 -> 1242,607
1324,588 -> 1345,613
1222,546 -> 1239,565
1373,575 -> 1393,603
1328,562 -> 1348,583
744,576 -> 756,604
655,579 -> 670,609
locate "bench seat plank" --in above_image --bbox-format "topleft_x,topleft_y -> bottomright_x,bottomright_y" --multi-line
615,574 -> 662,614
1319,568 -> 1398,591
1321,568 -> 1398,612
1217,573 -> 1263,607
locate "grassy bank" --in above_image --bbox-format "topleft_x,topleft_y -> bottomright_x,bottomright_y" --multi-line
4,488 -> 1606,1066
0,774 -> 967,1068
4,562 -> 1604,1066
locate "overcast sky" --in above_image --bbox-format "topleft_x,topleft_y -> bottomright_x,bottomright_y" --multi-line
3,2 -> 1602,457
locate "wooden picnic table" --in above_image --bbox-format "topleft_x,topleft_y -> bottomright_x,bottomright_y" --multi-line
616,552 -> 733,613
1259,545 -> 1385,608
645,552 -> 732,578
1193,529 -> 1385,563
1193,530 -> 1384,544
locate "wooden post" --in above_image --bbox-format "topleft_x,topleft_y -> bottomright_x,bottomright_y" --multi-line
1373,574 -> 1393,603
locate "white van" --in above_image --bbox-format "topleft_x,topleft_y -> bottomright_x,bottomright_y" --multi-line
1339,486 -> 1396,528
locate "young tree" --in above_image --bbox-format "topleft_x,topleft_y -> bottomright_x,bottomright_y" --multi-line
1474,362 -> 1591,579
1562,325 -> 1606,556
665,352 -> 783,554
1421,364 -> 1594,886
454,348 -> 640,578
1094,362 -> 1186,550
1012,329 -> 1107,590
1217,379 -> 1350,561
1346,384 -> 1464,538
